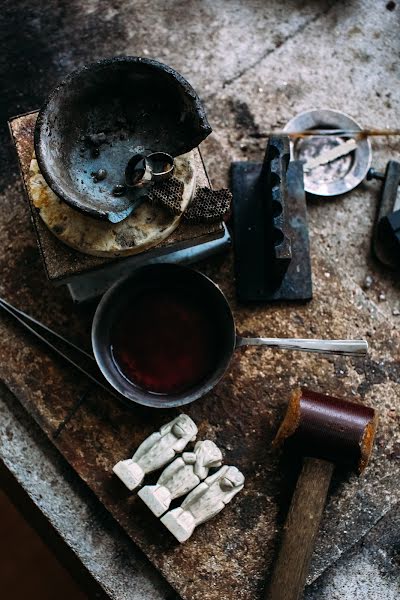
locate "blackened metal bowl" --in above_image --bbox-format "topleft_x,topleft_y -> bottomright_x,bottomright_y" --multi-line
34,56 -> 211,223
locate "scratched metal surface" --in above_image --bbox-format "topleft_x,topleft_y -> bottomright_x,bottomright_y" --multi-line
0,124 -> 399,600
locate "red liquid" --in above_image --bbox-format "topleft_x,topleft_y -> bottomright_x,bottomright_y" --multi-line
111,287 -> 219,395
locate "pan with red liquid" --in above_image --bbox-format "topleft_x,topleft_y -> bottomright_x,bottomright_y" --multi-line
92,264 -> 368,408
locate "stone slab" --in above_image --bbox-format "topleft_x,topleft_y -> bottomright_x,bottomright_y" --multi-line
2,381 -> 398,600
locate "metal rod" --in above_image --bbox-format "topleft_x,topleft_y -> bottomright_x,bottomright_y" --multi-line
251,128 -> 400,139
0,296 -> 94,359
236,337 -> 368,357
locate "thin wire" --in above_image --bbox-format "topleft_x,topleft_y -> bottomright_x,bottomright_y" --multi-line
251,128 -> 400,139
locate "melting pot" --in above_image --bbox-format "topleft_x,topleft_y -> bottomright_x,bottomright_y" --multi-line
34,56 -> 211,223
92,264 -> 368,408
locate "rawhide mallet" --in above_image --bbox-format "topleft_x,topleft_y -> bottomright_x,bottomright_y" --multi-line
266,388 -> 377,600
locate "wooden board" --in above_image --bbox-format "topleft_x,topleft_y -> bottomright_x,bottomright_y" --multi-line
1,124 -> 399,600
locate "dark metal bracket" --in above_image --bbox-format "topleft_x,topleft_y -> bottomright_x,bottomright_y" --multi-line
231,136 -> 312,302
368,161 -> 400,269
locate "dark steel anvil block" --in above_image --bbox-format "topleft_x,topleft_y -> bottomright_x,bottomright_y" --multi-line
231,135 -> 312,302
257,136 -> 292,286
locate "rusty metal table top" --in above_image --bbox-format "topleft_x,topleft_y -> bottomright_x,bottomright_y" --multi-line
1,1 -> 399,599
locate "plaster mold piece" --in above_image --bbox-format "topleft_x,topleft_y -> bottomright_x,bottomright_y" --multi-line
113,415 -> 197,491
138,440 -> 223,517
161,465 -> 245,542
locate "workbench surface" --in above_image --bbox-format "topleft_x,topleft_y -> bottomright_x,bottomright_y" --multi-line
1,1 -> 399,598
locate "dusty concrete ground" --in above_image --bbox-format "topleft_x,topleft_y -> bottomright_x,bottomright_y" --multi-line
1,0 -> 399,598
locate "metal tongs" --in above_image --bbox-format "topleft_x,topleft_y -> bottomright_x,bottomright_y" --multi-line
0,296 -> 118,398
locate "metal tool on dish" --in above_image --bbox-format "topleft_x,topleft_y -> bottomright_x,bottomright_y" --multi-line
302,139 -> 358,172
284,109 -> 372,197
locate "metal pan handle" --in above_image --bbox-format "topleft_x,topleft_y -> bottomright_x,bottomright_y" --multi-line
235,337 -> 368,357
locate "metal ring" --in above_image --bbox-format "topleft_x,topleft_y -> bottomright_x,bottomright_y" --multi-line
125,154 -> 153,188
146,151 -> 174,182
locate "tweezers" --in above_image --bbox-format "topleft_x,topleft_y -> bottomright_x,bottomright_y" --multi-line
0,296 -> 119,399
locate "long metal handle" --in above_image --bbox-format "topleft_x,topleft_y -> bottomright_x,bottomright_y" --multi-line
259,128 -> 400,139
236,337 -> 368,357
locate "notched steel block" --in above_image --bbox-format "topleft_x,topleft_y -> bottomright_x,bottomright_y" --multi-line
231,135 -> 312,302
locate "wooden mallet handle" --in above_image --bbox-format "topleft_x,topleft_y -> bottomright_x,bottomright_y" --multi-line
266,457 -> 334,600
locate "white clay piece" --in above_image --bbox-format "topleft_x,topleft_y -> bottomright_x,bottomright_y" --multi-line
161,465 -> 245,542
138,440 -> 223,516
113,414 -> 198,491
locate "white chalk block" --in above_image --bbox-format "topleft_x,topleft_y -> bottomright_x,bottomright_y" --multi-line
161,466 -> 245,542
138,485 -> 172,517
113,459 -> 144,491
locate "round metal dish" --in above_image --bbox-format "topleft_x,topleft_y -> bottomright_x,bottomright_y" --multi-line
34,56 -> 211,222
284,109 -> 372,197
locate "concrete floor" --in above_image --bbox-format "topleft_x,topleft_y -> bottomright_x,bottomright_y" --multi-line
1,0 -> 399,598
